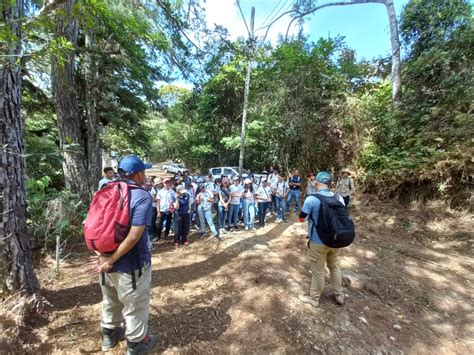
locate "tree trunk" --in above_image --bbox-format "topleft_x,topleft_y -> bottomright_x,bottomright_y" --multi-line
0,0 -> 40,295
51,0 -> 89,194
84,32 -> 102,194
384,0 -> 401,103
284,0 -> 402,105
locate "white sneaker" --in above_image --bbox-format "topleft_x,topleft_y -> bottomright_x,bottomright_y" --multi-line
245,226 -> 249,231
251,227 -> 257,232
275,218 -> 282,223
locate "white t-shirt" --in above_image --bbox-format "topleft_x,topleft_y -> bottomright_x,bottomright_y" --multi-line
197,189 -> 214,210
269,173 -> 280,190
243,188 -> 255,203
229,184 -> 243,205
256,185 -> 272,202
276,181 -> 289,197
157,188 -> 176,212
150,186 -> 160,208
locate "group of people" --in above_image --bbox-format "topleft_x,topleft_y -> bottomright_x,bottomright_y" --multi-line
92,156 -> 355,354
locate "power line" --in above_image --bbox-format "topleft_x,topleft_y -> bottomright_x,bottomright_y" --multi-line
259,0 -> 283,29
236,0 -> 251,37
255,0 -> 292,34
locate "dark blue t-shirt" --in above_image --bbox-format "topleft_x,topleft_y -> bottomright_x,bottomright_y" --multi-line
176,193 -> 190,214
289,176 -> 302,190
111,184 -> 152,273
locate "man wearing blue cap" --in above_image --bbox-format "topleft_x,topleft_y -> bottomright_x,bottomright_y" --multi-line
95,155 -> 158,354
298,171 -> 345,308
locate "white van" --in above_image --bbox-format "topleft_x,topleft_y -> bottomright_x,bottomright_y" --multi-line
208,167 -> 240,180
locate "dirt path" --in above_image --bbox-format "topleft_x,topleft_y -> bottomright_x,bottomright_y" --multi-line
20,171 -> 474,354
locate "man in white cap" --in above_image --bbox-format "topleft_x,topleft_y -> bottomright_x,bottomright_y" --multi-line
156,177 -> 175,240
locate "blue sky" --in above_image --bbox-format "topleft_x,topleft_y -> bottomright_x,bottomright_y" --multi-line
205,0 -> 410,59
170,0 -> 410,88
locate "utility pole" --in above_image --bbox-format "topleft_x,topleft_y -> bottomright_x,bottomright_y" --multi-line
238,6 -> 255,175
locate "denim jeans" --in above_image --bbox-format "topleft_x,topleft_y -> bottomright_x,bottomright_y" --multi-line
198,207 -> 218,236
243,201 -> 256,229
276,196 -> 286,220
257,202 -> 268,227
287,189 -> 300,212
228,203 -> 240,227
218,205 -> 228,230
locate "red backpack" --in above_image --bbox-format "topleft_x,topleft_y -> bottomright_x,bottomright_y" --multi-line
84,181 -> 140,253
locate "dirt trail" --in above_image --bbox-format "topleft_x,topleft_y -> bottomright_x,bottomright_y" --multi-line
18,167 -> 474,354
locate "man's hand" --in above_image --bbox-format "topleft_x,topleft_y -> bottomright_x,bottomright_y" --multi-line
98,255 -> 114,272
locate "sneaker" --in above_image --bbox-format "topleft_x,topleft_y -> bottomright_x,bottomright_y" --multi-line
126,335 -> 158,355
152,236 -> 160,242
102,327 -> 125,351
229,228 -> 235,232
199,232 -> 206,239
234,225 -> 239,230
335,294 -> 345,305
298,294 -> 319,308
245,226 -> 249,231
164,235 -> 170,241
251,227 -> 257,232
174,242 -> 179,248
184,240 -> 190,246
214,234 -> 222,241
275,218 -> 282,223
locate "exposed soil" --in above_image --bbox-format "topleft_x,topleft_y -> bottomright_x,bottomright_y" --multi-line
5,165 -> 474,354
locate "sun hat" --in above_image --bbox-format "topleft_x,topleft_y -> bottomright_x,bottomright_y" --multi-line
153,177 -> 163,185
315,171 -> 332,184
118,155 -> 152,175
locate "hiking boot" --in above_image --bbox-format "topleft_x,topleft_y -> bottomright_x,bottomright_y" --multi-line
298,294 -> 319,308
335,294 -> 345,305
102,327 -> 125,351
126,335 -> 158,355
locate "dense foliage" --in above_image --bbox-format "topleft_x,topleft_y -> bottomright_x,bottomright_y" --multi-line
13,0 -> 474,254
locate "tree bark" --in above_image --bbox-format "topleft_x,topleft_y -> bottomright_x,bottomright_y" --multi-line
51,0 -> 89,194
282,0 -> 401,105
84,32 -> 102,194
0,0 -> 40,295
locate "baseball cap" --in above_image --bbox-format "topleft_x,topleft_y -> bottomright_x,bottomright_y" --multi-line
244,178 -> 252,184
176,184 -> 185,192
232,176 -> 240,181
163,178 -> 170,184
118,155 -> 152,175
315,171 -> 332,184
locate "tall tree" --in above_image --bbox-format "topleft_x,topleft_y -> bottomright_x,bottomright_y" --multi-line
51,0 -> 89,194
0,0 -> 40,294
264,0 -> 402,104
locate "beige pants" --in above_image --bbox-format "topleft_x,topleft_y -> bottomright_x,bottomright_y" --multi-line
100,263 -> 152,342
308,242 -> 342,299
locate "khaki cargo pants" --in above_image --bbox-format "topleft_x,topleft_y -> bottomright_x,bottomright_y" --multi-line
308,242 -> 342,299
100,263 -> 152,342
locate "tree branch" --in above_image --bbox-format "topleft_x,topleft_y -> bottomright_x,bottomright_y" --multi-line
285,0 -> 385,40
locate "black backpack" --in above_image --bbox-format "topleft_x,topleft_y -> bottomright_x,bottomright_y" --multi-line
308,193 -> 355,248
